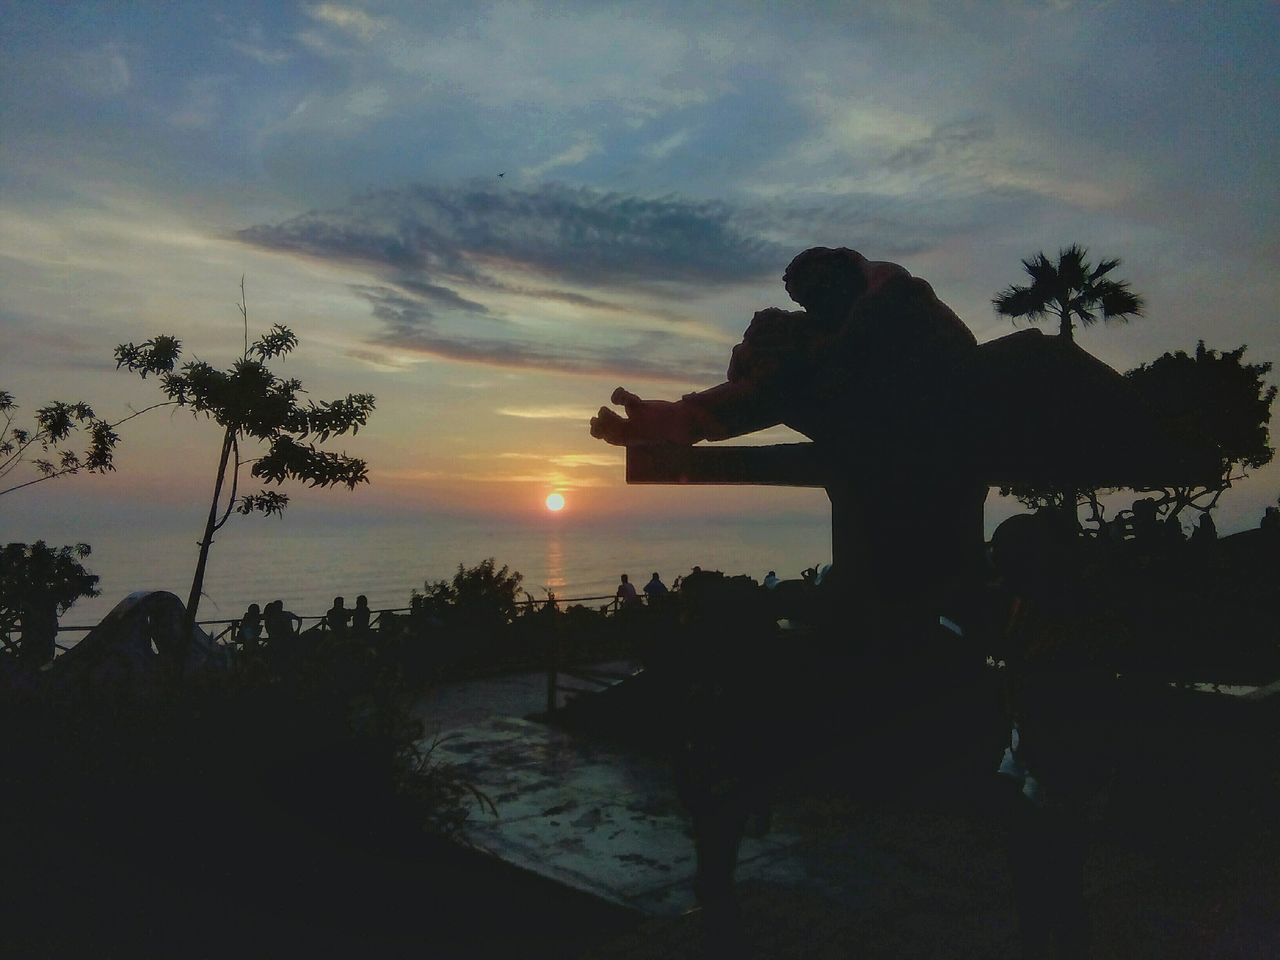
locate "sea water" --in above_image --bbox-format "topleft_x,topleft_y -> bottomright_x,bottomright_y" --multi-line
48,512 -> 835,632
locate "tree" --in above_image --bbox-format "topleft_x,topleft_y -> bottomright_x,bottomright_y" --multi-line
993,244 -> 1147,529
1,541 -> 100,662
0,393 -> 120,498
1125,341 -> 1275,522
993,244 -> 1145,342
414,558 -> 525,634
116,282 -> 375,664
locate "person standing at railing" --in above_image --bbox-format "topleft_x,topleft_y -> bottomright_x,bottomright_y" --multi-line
263,600 -> 302,673
643,572 -> 668,603
236,603 -> 263,654
616,573 -> 640,607
263,600 -> 301,640
351,595 -> 371,633
325,597 -> 352,637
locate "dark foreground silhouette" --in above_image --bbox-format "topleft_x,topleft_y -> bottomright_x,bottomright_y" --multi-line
587,246 -> 1265,956
0,620 -> 633,959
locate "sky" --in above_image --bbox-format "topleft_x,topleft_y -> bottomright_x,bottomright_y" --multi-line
2,0 -> 1277,537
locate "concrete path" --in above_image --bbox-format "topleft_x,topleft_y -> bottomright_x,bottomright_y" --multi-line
428,715 -> 798,915
414,669 -> 1280,957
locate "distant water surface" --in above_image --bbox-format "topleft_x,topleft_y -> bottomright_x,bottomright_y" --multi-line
56,513 -> 834,630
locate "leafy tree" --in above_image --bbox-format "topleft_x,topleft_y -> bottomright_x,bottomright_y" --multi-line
1002,342 -> 1276,532
993,244 -> 1144,342
0,393 -> 121,498
1,541 -> 99,659
415,558 -> 525,628
116,282 -> 375,663
1125,341 -> 1275,522
993,244 -> 1146,528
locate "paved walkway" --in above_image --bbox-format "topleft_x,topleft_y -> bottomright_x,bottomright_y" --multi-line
428,715 -> 810,915
416,669 -> 1280,958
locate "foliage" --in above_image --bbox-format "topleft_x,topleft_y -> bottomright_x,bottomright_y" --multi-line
0,391 -> 123,498
115,280 -> 375,651
993,243 -> 1144,341
0,609 -> 492,954
414,558 -> 525,632
1123,341 -> 1276,520
0,541 -> 100,639
997,483 -> 1093,525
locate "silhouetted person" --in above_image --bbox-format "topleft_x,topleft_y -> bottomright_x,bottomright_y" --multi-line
762,570 -> 779,590
1260,506 -> 1279,533
990,512 -> 1119,960
352,594 -> 371,633
1190,511 -> 1217,547
263,600 -> 301,671
615,573 -> 639,607
325,596 -> 351,636
642,572 -> 668,600
262,600 -> 297,640
237,603 -> 262,652
18,593 -> 58,670
1130,497 -> 1161,544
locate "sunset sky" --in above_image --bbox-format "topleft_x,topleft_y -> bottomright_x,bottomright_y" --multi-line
3,1 -> 1277,535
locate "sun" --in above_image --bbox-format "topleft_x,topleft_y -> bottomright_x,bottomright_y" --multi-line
545,492 -> 566,512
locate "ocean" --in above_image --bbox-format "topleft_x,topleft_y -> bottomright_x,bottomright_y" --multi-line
47,511 -> 837,632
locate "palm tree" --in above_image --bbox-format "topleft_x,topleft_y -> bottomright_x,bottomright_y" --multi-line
993,244 -> 1145,341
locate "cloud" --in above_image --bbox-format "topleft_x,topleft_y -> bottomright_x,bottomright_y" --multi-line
643,129 -> 691,161
237,177 -> 1045,380
521,136 -> 603,180
374,279 -> 489,315
228,39 -> 293,65
351,284 -> 719,383
885,116 -> 995,171
305,3 -> 387,41
550,453 -> 624,468
224,20 -> 294,65
496,406 -> 602,421
168,76 -> 227,130
489,451 -> 623,468
238,181 -> 784,288
61,42 -> 131,98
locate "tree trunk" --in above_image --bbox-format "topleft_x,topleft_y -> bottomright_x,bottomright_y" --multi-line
1057,305 -> 1078,529
180,426 -> 234,673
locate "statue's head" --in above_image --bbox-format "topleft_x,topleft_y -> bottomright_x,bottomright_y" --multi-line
783,247 -> 867,325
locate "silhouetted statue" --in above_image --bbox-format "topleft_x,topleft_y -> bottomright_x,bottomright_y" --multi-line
325,596 -> 351,636
642,572 -> 668,600
352,594 -> 371,633
592,246 -> 986,652
615,573 -> 639,607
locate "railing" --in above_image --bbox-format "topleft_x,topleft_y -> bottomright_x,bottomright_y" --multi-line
541,595 -> 652,715
1,591 -> 642,714
39,593 -> 627,654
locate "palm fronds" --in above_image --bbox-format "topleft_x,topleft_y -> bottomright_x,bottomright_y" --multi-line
993,244 -> 1145,340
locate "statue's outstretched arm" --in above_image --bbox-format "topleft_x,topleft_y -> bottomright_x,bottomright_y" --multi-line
590,381 -> 782,447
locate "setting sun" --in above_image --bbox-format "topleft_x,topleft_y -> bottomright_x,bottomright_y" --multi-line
545,493 -> 566,512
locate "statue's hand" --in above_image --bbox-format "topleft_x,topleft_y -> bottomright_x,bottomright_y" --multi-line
589,405 -> 630,445
589,387 -> 699,446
